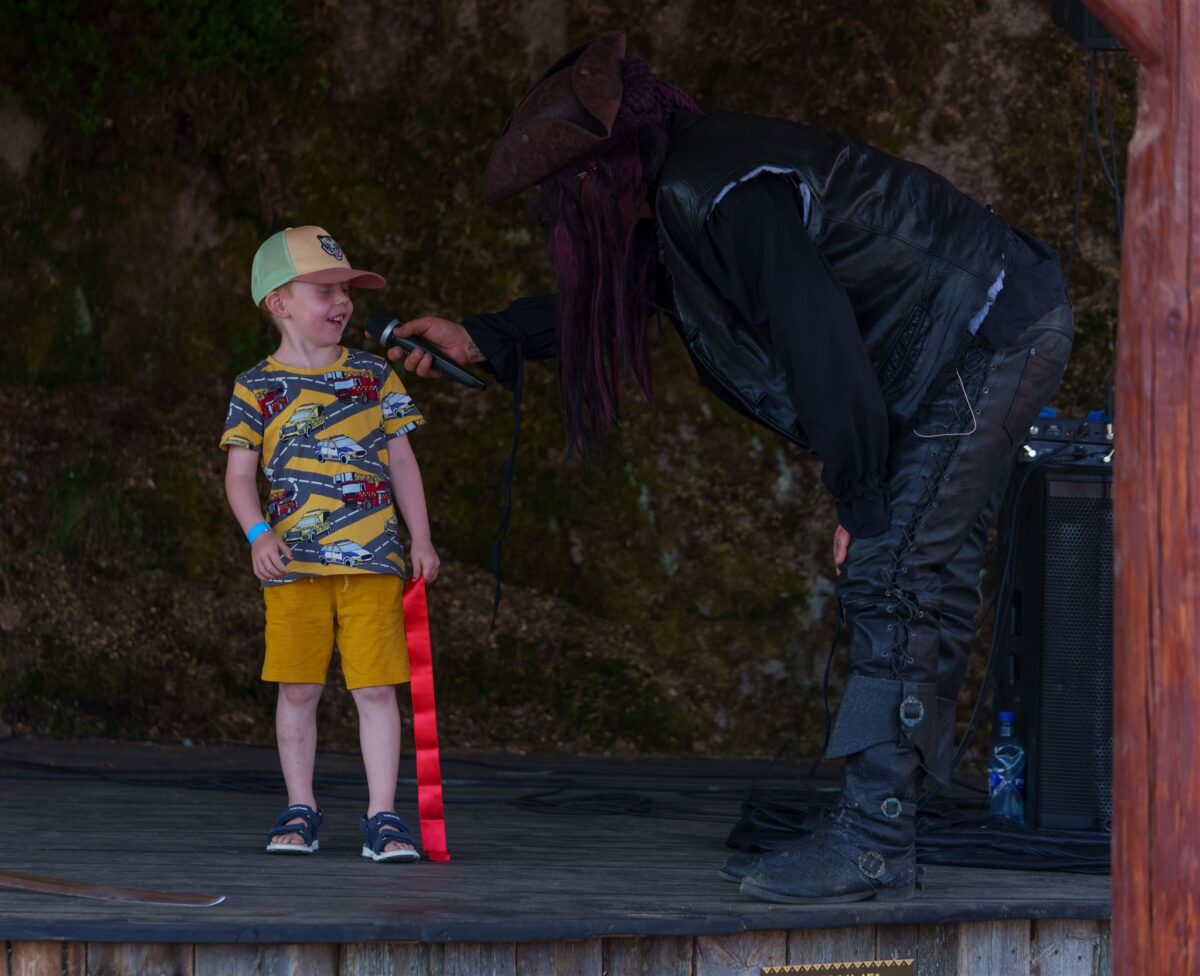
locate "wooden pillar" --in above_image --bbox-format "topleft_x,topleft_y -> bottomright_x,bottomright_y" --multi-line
1082,1 -> 1200,973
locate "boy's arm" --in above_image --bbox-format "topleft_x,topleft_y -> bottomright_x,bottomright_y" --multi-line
387,435 -> 439,582
224,446 -> 291,581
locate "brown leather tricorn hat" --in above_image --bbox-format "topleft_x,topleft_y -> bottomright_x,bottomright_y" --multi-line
483,31 -> 627,206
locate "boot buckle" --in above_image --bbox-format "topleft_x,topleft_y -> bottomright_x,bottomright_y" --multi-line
858,851 -> 887,879
899,695 -> 925,728
881,797 -> 903,819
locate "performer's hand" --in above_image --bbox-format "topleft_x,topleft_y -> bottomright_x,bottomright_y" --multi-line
252,532 -> 292,581
409,540 -> 440,583
385,317 -> 481,379
833,524 -> 851,576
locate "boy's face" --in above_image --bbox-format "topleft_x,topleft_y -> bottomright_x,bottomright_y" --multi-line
273,280 -> 353,346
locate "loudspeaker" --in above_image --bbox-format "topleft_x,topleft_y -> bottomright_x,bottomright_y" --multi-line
996,420 -> 1113,830
1050,0 -> 1124,50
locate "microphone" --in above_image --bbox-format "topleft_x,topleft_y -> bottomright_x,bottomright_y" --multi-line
364,314 -> 488,390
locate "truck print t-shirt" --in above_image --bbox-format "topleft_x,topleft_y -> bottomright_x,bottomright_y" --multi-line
220,346 -> 423,585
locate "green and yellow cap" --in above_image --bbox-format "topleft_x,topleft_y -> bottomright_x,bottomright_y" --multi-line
250,226 -> 386,305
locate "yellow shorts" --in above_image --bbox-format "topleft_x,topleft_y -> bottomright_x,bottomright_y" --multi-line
262,575 -> 410,689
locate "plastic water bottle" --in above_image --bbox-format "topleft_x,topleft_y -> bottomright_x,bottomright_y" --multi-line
988,710 -> 1026,824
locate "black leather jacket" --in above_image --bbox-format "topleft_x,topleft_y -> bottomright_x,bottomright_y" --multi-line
653,111 -> 1011,448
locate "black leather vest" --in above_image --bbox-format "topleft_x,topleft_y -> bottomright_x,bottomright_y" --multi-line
653,111 -> 1011,448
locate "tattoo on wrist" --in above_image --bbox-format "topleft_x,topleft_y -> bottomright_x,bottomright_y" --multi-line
465,339 -> 485,364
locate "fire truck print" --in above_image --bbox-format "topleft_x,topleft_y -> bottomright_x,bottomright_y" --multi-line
267,487 -> 298,523
324,369 -> 380,404
332,472 -> 392,510
255,386 -> 289,418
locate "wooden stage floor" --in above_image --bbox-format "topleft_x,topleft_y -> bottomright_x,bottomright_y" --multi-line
0,738 -> 1109,945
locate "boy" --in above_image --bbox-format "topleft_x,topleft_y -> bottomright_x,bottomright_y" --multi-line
221,226 -> 439,863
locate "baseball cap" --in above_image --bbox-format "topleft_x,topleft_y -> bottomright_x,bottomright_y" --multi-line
251,226 -> 386,305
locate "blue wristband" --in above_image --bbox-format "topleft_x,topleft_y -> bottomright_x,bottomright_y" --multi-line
246,520 -> 271,544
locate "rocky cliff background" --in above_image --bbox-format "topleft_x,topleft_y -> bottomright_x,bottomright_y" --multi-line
0,0 -> 1131,759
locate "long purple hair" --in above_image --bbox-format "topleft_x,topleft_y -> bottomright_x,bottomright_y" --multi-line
532,56 -> 699,453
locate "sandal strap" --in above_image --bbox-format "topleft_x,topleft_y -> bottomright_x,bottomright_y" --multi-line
268,804 -> 323,844
361,811 -> 419,854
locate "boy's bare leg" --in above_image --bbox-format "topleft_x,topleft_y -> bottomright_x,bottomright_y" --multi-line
352,683 -> 414,854
274,682 -> 323,845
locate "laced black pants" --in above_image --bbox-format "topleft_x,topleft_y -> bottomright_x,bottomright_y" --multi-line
827,303 -> 1075,782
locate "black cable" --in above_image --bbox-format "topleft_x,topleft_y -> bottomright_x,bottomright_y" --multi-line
1100,51 -> 1124,241
806,600 -> 844,779
490,338 -> 525,629
1088,52 -> 1123,244
1065,80 -> 1091,284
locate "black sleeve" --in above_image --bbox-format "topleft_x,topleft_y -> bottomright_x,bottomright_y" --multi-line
462,295 -> 559,391
699,175 -> 892,537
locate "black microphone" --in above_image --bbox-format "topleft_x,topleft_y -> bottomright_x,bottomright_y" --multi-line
364,313 -> 487,390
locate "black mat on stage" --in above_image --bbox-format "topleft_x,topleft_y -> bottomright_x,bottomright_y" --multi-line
0,738 -> 1110,944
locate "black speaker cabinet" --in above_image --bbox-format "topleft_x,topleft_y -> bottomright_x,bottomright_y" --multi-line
996,424 -> 1113,830
1050,0 -> 1124,50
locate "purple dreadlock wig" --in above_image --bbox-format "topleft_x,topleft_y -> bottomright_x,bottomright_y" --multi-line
532,55 -> 700,453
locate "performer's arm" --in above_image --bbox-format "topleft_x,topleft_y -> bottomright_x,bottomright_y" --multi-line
699,174 -> 891,538
462,295 -> 559,390
387,296 -> 559,390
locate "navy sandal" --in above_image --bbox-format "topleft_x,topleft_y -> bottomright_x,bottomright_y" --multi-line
360,811 -> 421,863
266,804 -> 323,854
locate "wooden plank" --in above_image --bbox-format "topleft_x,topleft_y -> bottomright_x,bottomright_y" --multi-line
194,944 -> 337,976
694,931 -> 786,975
1030,919 -> 1106,975
86,943 -> 194,976
876,924 -> 919,962
9,941 -> 85,976
338,943 -> 435,976
1096,920 -> 1112,976
1084,1 -> 1200,974
956,920 -> 1031,976
441,943 -> 515,976
603,936 -> 692,976
915,924 -> 960,976
787,927 -> 877,966
515,939 -> 601,975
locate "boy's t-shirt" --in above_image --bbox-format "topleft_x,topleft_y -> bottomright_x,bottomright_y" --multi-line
220,346 -> 423,585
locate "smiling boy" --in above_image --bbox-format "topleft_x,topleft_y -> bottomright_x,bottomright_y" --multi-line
220,226 -> 439,863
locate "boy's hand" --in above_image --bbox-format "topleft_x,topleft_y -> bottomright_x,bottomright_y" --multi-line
409,540 -> 440,582
252,532 -> 292,581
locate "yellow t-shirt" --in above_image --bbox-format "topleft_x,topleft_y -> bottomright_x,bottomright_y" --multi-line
220,347 -> 424,585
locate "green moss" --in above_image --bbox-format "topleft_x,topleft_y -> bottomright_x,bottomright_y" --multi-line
444,633 -> 699,750
0,0 -> 300,134
12,634 -> 160,737
42,455 -> 147,569
145,450 -> 230,579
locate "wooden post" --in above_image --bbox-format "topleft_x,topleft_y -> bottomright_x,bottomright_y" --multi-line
1081,1 -> 1200,973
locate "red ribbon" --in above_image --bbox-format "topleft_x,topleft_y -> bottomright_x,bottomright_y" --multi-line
403,576 -> 450,861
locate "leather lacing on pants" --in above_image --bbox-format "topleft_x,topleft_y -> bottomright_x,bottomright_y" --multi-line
880,339 -> 994,680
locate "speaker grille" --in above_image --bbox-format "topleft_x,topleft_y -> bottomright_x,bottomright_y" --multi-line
1036,494 -> 1113,825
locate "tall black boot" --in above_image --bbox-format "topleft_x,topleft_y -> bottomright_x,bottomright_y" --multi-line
737,739 -> 921,903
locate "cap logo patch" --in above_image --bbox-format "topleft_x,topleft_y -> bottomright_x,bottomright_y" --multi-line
317,235 -> 344,260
